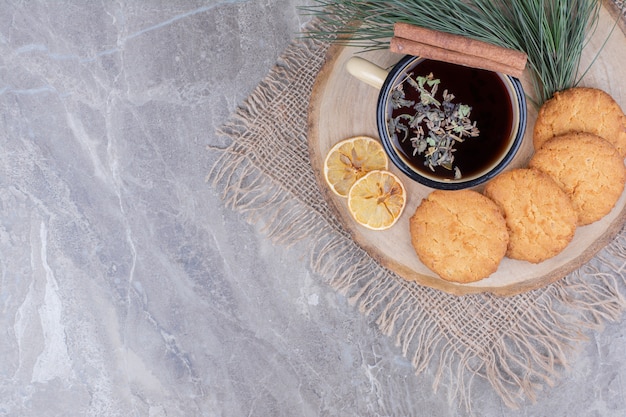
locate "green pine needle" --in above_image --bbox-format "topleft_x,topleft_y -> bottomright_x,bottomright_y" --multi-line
299,0 -> 606,105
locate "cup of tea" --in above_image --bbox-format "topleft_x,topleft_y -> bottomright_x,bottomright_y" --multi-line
347,55 -> 527,190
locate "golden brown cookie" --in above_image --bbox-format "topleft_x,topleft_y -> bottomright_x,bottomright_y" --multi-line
529,132 -> 626,226
533,87 -> 626,157
483,168 -> 577,263
409,189 -> 509,283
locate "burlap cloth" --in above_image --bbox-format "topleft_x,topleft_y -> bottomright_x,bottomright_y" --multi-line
208,1 -> 626,411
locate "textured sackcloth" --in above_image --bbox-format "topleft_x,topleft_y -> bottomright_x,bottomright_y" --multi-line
208,2 -> 626,411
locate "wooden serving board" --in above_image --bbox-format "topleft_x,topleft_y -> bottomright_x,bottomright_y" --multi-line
307,4 -> 626,296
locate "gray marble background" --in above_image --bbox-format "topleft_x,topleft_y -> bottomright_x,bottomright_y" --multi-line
1,1 -> 626,416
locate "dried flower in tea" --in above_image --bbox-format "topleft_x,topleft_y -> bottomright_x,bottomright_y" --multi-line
388,72 -> 480,178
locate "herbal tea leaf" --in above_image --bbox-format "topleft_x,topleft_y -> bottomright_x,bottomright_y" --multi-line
388,72 -> 479,176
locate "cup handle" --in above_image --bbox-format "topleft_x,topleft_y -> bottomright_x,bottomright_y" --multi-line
345,57 -> 388,90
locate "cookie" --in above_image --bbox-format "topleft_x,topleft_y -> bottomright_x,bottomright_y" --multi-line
483,168 -> 577,263
533,87 -> 626,157
529,132 -> 626,226
409,189 -> 509,283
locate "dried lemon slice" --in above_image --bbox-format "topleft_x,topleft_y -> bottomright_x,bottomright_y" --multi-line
324,136 -> 388,197
347,170 -> 406,230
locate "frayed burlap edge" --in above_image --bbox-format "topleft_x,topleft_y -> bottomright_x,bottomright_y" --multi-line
207,15 -> 626,414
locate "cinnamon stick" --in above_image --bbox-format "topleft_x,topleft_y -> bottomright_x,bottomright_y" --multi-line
390,37 -> 525,78
392,22 -> 527,77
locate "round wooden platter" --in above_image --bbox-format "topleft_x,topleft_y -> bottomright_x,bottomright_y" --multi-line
307,4 -> 626,296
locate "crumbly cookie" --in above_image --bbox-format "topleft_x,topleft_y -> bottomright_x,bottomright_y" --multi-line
483,168 -> 577,263
529,132 -> 626,226
533,87 -> 626,157
409,189 -> 509,283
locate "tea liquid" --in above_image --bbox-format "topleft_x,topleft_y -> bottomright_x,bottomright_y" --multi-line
388,60 -> 514,180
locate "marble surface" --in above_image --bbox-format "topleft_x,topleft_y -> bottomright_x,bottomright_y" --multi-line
2,1 -> 626,416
